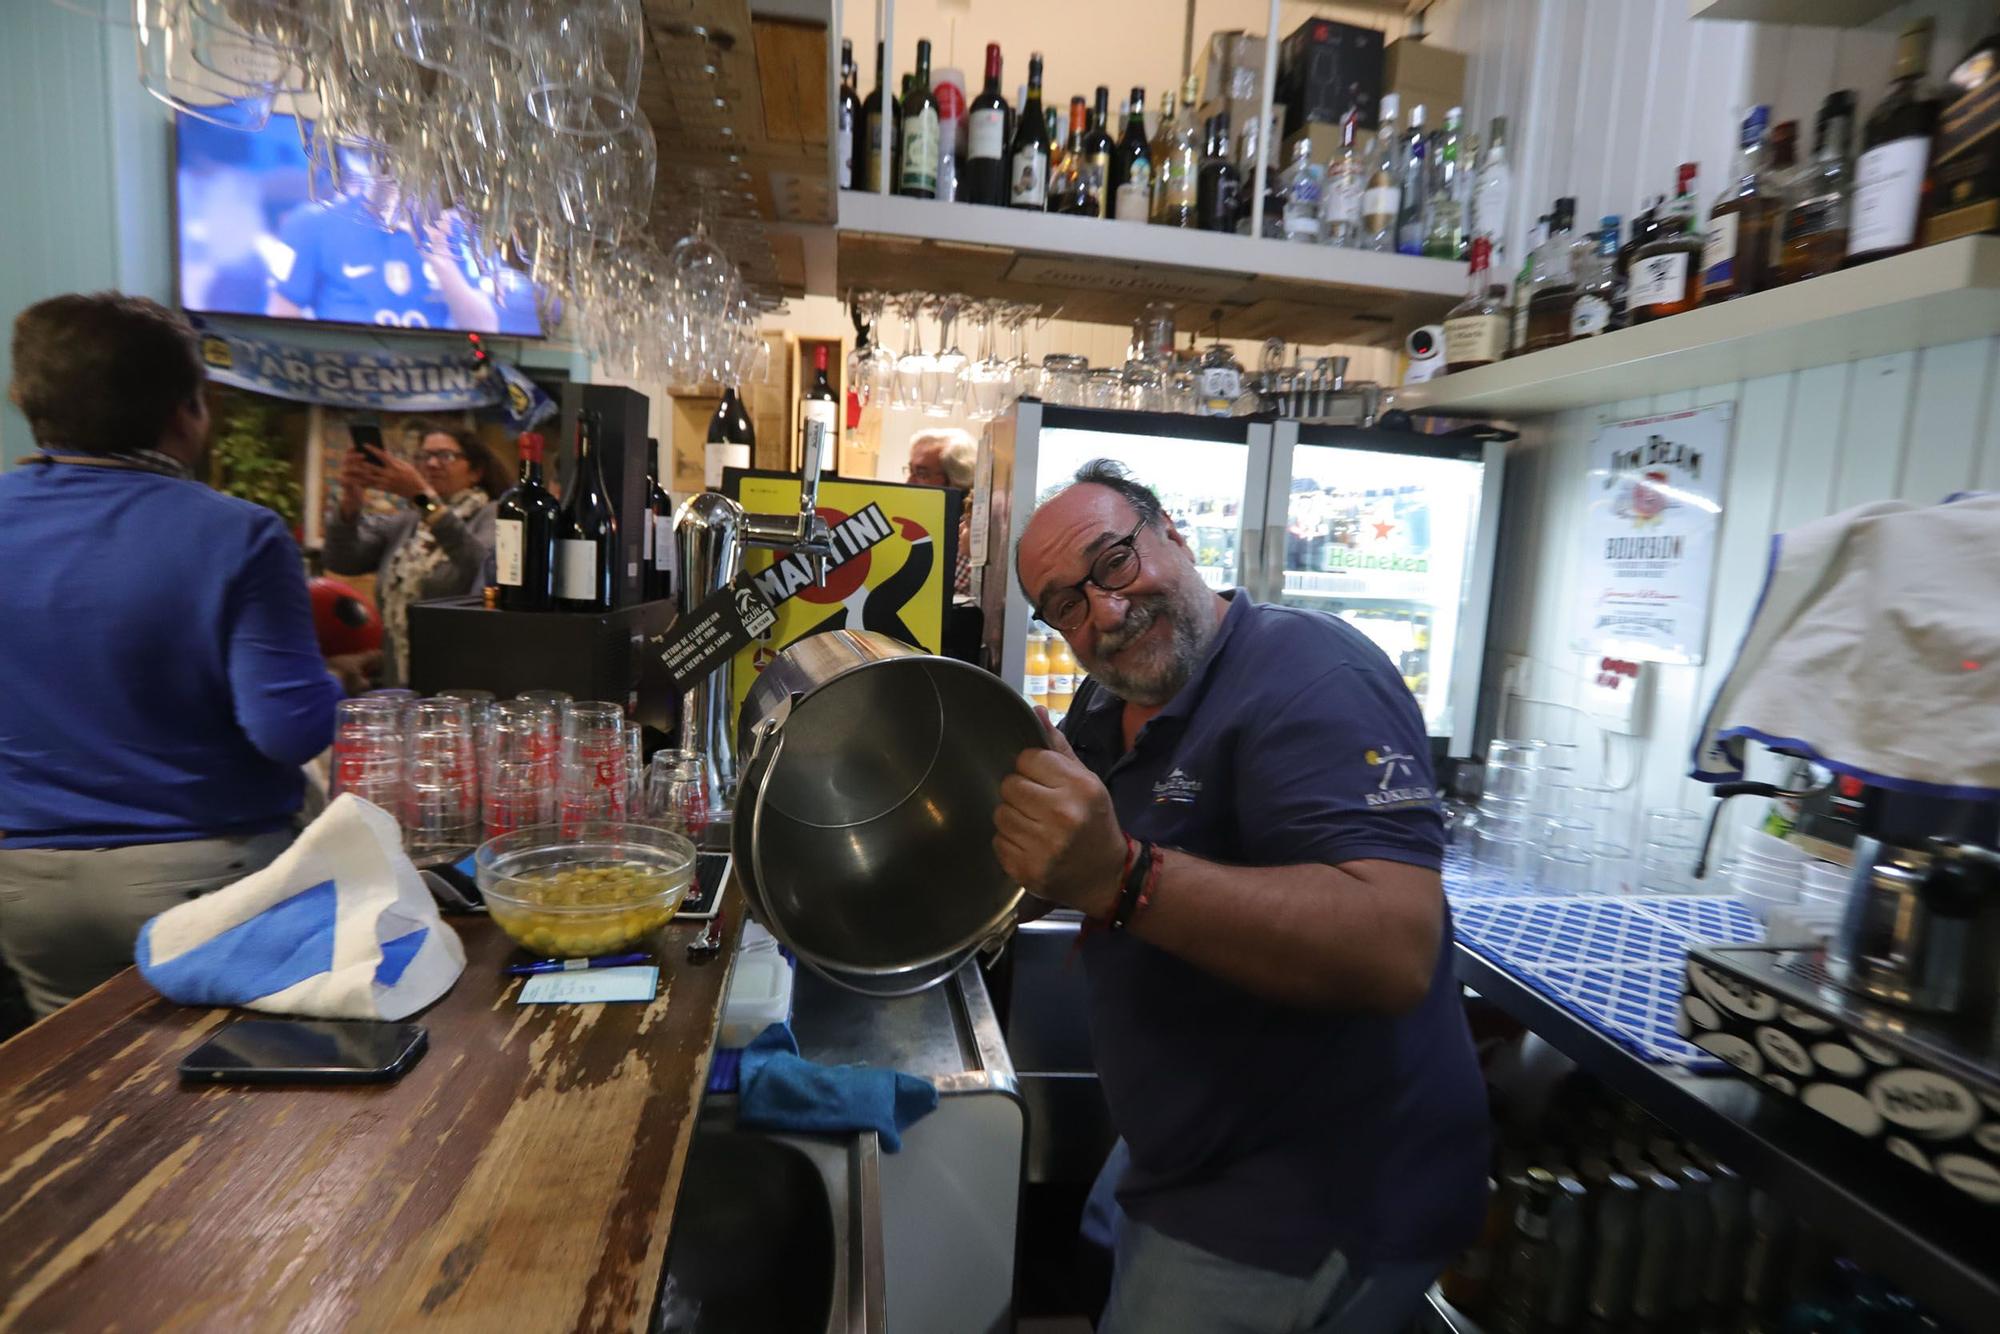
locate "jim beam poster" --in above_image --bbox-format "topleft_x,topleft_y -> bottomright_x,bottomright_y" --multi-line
722,471 -> 958,729
1574,405 -> 1732,665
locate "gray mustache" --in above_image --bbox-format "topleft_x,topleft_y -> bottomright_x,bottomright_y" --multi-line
1096,601 -> 1158,655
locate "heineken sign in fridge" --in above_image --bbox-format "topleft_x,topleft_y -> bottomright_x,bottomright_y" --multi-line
1575,405 -> 1732,665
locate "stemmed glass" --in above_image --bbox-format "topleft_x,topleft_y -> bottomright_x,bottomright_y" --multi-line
848,290 -> 894,409
966,301 -> 1012,421
892,292 -> 931,412
926,294 -> 968,417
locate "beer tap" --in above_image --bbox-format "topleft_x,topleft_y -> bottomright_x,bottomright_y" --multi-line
672,418 -> 835,828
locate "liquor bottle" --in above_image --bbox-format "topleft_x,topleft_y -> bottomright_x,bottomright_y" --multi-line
1008,53 -> 1052,211
1443,236 -> 1508,373
1423,105 -> 1467,258
1111,87 -> 1153,222
1778,90 -> 1857,283
1281,139 -> 1324,242
1244,108 -> 1287,237
899,40 -> 940,199
1570,216 -> 1621,338
642,438 -> 672,603
1509,214 -> 1546,354
1196,113 -> 1242,233
1524,196 -> 1579,352
493,431 -> 559,611
963,43 -> 1009,206
1147,86 -> 1180,218
1082,86 -> 1115,218
1324,109 -> 1365,247
860,41 -> 900,192
1473,115 -> 1513,269
1361,93 -> 1402,252
1049,97 -> 1100,216
1701,104 -> 1778,303
1927,21 -> 2000,242
704,384 -> 755,488
1849,19 -> 1940,265
1629,163 -> 1703,322
1769,119 -> 1799,177
801,344 -> 837,471
1397,102 -> 1429,254
556,412 -> 617,613
1046,107 -> 1064,178
837,39 -> 861,190
1156,74 -> 1202,226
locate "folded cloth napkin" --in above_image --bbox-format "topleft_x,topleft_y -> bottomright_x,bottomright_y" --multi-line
1691,492 -> 2000,799
137,793 -> 466,1019
737,1022 -> 939,1151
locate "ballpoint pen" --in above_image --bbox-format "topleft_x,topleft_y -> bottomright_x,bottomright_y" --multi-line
504,952 -> 653,977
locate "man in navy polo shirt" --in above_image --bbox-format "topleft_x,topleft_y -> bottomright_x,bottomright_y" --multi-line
995,460 -> 1488,1333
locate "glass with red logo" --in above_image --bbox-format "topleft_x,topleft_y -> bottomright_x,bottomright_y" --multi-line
330,697 -> 408,815
558,701 -> 628,832
402,700 -> 480,856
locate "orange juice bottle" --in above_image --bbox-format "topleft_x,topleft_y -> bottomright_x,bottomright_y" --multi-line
1023,631 -> 1051,709
1046,636 -> 1076,716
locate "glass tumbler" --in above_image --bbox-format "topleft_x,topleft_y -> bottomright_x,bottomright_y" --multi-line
645,749 -> 712,840
402,700 -> 479,855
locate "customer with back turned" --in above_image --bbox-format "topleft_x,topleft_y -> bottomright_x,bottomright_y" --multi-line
995,459 -> 1488,1334
0,293 -> 340,1018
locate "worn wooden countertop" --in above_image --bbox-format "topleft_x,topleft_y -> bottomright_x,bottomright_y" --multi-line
0,892 -> 741,1332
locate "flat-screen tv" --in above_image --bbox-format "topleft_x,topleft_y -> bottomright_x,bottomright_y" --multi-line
175,109 -> 543,336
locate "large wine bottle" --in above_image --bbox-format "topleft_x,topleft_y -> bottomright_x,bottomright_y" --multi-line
642,436 -> 673,603
1008,53 -> 1051,210
556,411 -> 618,613
704,386 -> 755,488
963,43 -> 1009,206
800,345 -> 838,470
493,431 -> 559,611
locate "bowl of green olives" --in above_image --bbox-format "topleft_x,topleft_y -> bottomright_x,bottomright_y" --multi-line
474,821 -> 696,958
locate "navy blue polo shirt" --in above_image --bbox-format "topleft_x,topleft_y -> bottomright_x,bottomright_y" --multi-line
1065,590 -> 1488,1276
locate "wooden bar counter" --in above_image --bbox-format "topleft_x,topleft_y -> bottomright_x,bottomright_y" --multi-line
0,895 -> 742,1332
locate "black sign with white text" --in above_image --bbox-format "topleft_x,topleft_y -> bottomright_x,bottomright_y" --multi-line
658,575 -> 778,696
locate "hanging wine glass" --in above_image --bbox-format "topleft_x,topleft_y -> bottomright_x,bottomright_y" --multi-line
926,294 -> 969,418
892,291 -> 930,412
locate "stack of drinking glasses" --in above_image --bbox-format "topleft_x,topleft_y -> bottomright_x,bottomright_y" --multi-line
403,700 -> 482,858
1573,783 -> 1635,894
1639,808 -> 1707,893
558,702 -> 631,833
329,698 -> 409,813
1472,740 -> 1542,881
483,700 -> 559,837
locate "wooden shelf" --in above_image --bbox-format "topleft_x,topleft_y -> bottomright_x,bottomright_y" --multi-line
1393,236 -> 2000,418
1689,0 -> 1904,27
827,190 -> 1467,345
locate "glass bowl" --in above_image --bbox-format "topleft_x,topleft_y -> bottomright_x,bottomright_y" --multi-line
474,821 -> 696,958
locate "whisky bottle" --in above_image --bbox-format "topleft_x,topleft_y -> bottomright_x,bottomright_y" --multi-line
1444,236 -> 1508,373
1049,97 -> 1099,216
1849,19 -> 1941,264
1701,104 -> 1779,302
1569,216 -> 1621,338
1927,19 -> 2000,242
1524,196 -> 1580,352
1779,90 -> 1857,283
1629,163 -> 1704,322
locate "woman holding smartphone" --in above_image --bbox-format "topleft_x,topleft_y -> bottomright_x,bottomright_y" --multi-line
324,420 -> 505,686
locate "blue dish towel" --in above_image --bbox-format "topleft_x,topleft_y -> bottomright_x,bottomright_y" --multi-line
735,1022 -> 938,1152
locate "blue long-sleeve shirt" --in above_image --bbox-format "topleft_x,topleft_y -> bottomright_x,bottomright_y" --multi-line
0,460 -> 339,848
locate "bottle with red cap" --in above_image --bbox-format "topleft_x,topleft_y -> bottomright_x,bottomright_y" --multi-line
494,432 -> 560,611
801,344 -> 838,472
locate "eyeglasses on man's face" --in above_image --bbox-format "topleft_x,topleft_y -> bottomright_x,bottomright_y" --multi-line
1036,519 -> 1148,633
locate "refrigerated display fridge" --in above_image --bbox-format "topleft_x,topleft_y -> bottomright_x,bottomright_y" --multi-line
975,404 -> 1503,757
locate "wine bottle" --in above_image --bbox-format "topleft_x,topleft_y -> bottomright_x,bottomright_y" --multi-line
1050,97 -> 1098,216
899,39 -> 940,199
1083,86 -> 1115,218
860,41 -> 900,192
493,431 -> 559,612
704,385 -> 755,489
1197,113 -> 1241,232
556,411 -> 618,613
1112,86 -> 1153,222
1156,74 -> 1202,227
1008,53 -> 1051,210
963,43 -> 1009,206
837,39 -> 862,190
801,345 -> 838,470
643,437 -> 673,603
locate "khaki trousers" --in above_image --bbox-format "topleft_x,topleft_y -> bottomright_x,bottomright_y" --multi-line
0,830 -> 292,1018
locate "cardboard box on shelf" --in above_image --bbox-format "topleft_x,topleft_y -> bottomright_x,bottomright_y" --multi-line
1284,121 -> 1354,168
1278,17 -> 1384,138
1195,99 -> 1287,171
1201,31 -> 1267,107
1383,36 -> 1465,126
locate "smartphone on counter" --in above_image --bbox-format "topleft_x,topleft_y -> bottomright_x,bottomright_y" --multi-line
178,1018 -> 427,1085
348,416 -> 389,467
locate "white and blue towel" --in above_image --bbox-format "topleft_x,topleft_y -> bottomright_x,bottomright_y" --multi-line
137,794 -> 466,1020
